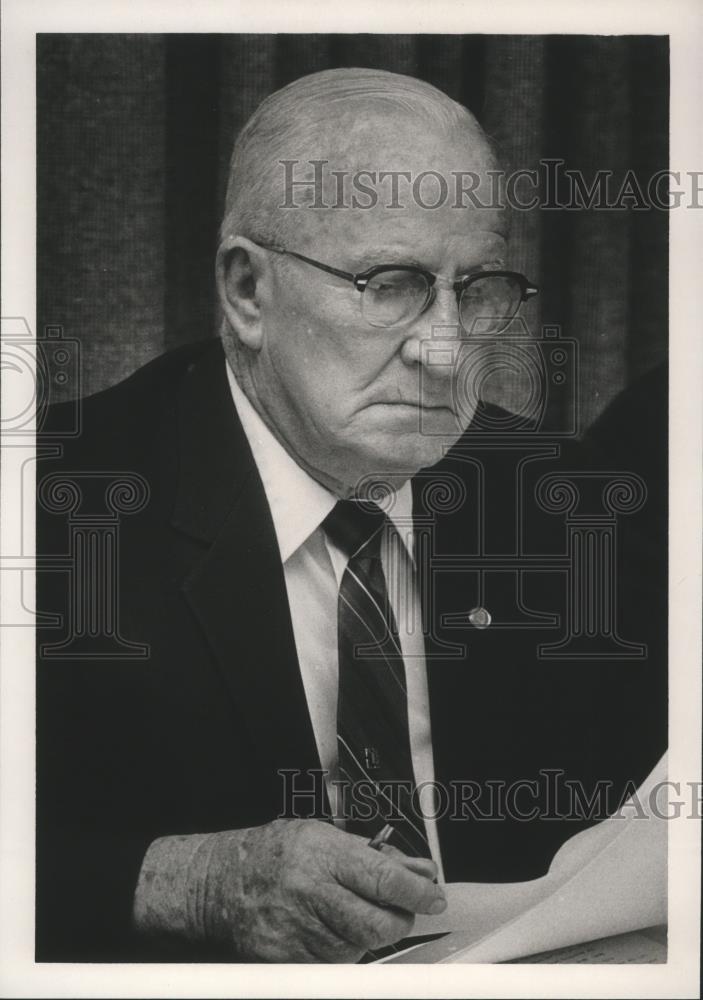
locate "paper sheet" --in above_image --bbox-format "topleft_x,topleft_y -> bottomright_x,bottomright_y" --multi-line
509,928 -> 667,965
385,753 -> 667,963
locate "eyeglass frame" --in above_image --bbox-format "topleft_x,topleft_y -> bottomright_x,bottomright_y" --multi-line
254,241 -> 539,330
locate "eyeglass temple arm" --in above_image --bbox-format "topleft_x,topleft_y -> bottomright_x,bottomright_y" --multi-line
260,244 -> 356,283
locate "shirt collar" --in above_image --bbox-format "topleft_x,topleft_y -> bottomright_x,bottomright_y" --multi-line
226,361 -> 414,564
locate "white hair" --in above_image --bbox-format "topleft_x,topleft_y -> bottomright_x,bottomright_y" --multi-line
220,67 -> 493,245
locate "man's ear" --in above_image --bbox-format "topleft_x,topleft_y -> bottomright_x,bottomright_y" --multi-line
215,236 -> 270,351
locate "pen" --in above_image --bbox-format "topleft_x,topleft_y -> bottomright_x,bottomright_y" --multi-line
368,824 -> 394,850
368,823 -> 439,885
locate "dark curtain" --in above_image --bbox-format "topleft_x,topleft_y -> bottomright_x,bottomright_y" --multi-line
37,34 -> 668,432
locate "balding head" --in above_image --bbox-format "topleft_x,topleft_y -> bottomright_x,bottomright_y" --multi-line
215,68 -> 514,497
221,67 -> 498,245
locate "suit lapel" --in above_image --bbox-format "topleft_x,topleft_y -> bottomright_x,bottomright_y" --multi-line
412,442 -> 486,874
412,461 -> 472,778
172,344 -> 322,784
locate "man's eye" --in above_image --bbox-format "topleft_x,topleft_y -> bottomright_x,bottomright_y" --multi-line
367,271 -> 418,294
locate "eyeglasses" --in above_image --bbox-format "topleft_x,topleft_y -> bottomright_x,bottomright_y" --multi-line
257,242 -> 538,335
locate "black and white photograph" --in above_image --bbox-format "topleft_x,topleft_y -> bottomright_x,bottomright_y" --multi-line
0,1 -> 701,997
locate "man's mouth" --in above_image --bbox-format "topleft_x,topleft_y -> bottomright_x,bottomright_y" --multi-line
374,400 -> 453,411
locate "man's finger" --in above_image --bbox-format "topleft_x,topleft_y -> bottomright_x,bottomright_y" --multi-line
379,844 -> 438,881
312,882 -> 415,951
333,846 -> 447,915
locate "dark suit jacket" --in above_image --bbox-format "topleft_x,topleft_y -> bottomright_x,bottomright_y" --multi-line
36,339 -> 667,961
586,362 -> 668,555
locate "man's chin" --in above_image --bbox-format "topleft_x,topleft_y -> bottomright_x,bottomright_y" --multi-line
350,431 -> 466,486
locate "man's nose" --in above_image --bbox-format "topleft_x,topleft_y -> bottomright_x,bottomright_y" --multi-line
399,287 -> 463,377
427,283 -> 462,327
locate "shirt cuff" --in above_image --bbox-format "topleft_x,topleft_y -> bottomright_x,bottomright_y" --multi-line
132,832 -> 214,938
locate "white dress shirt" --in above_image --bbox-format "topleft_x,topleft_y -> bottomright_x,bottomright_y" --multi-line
226,362 -> 444,877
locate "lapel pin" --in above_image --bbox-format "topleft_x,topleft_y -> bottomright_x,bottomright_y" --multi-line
468,606 -> 492,629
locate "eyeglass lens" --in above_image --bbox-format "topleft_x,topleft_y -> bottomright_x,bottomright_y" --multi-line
362,270 -> 431,327
361,270 -> 523,334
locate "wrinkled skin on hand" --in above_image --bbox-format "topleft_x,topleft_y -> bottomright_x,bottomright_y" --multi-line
192,819 -> 446,962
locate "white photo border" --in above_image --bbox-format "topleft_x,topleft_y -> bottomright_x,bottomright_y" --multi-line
1,1 -> 701,997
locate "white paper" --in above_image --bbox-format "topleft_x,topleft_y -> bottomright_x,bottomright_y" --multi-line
385,753 -> 667,963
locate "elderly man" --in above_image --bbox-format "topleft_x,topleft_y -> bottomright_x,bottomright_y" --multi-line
36,68 -> 666,962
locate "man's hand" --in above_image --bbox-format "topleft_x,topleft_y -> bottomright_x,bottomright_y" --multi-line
134,819 -> 446,962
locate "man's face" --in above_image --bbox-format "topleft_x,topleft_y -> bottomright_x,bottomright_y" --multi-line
242,127 -> 508,496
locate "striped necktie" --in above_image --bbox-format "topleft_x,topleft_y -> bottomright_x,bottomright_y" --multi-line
323,499 -> 431,859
